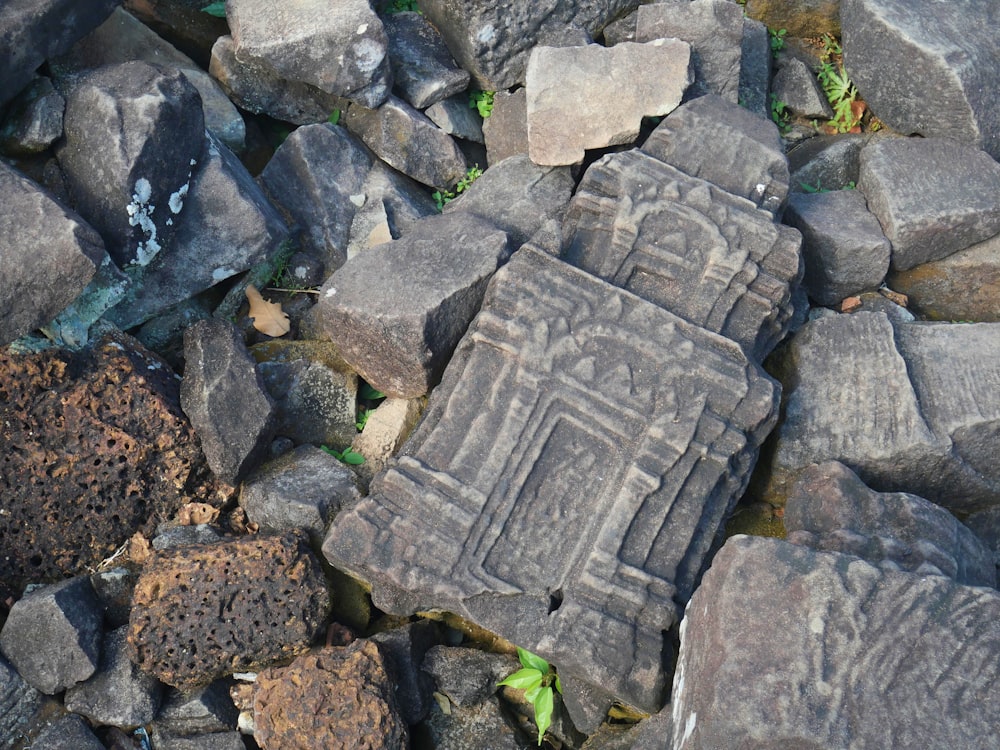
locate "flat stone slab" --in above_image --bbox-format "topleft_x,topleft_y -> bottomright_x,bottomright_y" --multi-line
526,40 -> 691,166
323,245 -> 779,712
561,150 -> 802,361
671,535 -> 1000,749
858,136 -> 1000,270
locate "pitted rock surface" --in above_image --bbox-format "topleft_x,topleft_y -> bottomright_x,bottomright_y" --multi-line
323,245 -> 779,712
127,531 -> 330,691
561,149 -> 802,361
253,641 -> 408,750
0,331 -> 223,599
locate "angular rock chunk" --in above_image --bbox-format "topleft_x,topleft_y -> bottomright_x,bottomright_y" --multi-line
346,96 -> 467,189
635,0 -> 743,101
227,0 -> 391,108
351,396 -> 424,478
783,188 -> 890,305
672,535 -> 1000,749
425,93 -> 485,144
641,93 -> 789,214
383,11 -> 471,109
0,577 -> 103,694
786,461 -> 996,586
0,331 -> 224,599
771,56 -> 835,119
483,88 -> 528,166
156,681 -> 240,736
417,0 -> 641,90
0,656 -> 43,750
370,620 -> 441,724
56,61 -> 204,269
240,445 -> 362,546
0,161 -> 104,345
422,646 -> 519,709
858,137 -> 1000,270
313,212 -> 512,398
127,531 -> 330,690
106,132 -> 290,329
0,77 -> 64,156
888,232 -> 1000,322
842,0 -> 1000,159
0,0 -> 118,105
209,35 -> 350,125
561,150 -> 802,361
323,246 -> 779,712
65,626 -> 163,728
761,312 -> 1000,513
526,40 -> 691,166
738,16 -> 771,120
30,714 -> 104,750
253,642 -> 407,749
180,319 -> 277,486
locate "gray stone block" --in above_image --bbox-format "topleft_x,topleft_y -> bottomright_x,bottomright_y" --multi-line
0,577 -> 103,695
0,160 -> 105,346
672,535 -> 1000,749
240,445 -> 362,546
842,0 -> 1000,159
786,461 -> 996,586
784,188 -> 890,305
0,656 -> 43,750
227,0 -> 391,108
152,732 -> 247,750
383,11 -> 470,109
739,17 -> 771,121
65,626 -> 163,728
483,89 -> 528,166
641,93 -> 789,214
526,40 -> 692,165
180,319 -> 278,485
635,0 -> 744,102
156,681 -> 240,736
858,136 -> 1000,270
422,646 -> 519,709
323,245 -> 779,712
425,93 -> 485,144
30,714 -> 104,750
771,56 -> 834,119
313,212 -> 512,398
370,620 -> 442,724
788,132 -> 871,194
0,77 -> 64,156
561,150 -> 802,361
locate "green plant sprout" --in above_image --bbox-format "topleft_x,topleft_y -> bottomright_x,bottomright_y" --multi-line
498,647 -> 563,746
385,0 -> 420,12
770,95 -> 790,134
769,28 -> 787,57
358,382 -> 386,401
816,34 -> 862,133
469,89 -> 495,118
321,445 -> 366,465
200,2 -> 226,17
328,109 -> 341,126
355,407 -> 374,432
432,165 -> 484,211
799,179 -> 856,193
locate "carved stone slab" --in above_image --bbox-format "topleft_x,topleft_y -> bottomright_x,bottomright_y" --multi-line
561,150 -> 802,361
323,246 -> 779,712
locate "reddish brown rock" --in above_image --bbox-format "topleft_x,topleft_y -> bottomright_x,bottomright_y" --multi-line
127,531 -> 330,691
253,641 -> 408,750
0,330 -> 224,600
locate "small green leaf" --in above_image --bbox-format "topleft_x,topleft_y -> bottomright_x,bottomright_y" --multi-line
498,667 -> 543,692
517,647 -> 550,675
532,686 -> 555,746
340,448 -> 366,465
201,2 -> 227,17
328,109 -> 341,125
553,674 -> 562,694
359,383 -> 386,401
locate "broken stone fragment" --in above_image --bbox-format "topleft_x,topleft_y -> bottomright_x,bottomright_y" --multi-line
383,11 -> 471,109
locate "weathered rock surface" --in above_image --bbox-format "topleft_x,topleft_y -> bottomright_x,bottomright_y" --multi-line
483,88 -> 528,166
785,461 -> 996,586
226,0 -> 391,108
526,40 -> 692,165
312,212 -> 512,398
671,535 -> 1000,749
422,646 -> 519,709
739,16 -> 771,120
0,577 -> 103,695
0,331 -> 223,598
771,55 -> 834,119
323,246 -> 779,712
744,0 -> 841,38
858,136 -> 1000,270
561,150 -> 802,360
155,681 -> 239,736
635,0 -> 744,102
127,531 -> 330,690
28,714 -> 105,750
761,312 -> 1000,513
842,0 -> 1000,159
0,656 -> 43,750
425,93 -> 485,144
180,319 -> 277,486
383,11 -> 471,109
641,93 -> 788,214
370,620 -> 441,725
64,626 -> 163,729
56,61 -> 204,269
0,0 -> 119,106
0,160 -> 105,345
0,76 -> 65,156
240,445 -> 361,546
253,641 -> 408,750
351,396 -> 424,478
784,188 -> 890,305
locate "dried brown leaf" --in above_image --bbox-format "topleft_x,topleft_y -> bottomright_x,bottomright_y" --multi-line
246,284 -> 290,337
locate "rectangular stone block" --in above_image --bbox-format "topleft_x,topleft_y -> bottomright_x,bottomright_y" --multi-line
323,246 -> 779,712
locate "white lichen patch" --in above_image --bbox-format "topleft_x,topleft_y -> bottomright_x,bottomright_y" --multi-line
324,287 -> 337,298
126,177 -> 161,267
293,265 -> 308,280
351,38 -> 385,74
212,267 -> 237,282
477,24 -> 496,44
349,193 -> 366,207
169,182 -> 189,214
357,23 -> 368,34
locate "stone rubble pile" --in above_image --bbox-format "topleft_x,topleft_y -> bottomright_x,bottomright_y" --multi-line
2,0 -> 1000,748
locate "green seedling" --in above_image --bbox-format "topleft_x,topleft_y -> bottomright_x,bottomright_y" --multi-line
328,109 -> 341,126
432,165 -> 484,211
201,2 -> 226,17
769,28 -> 787,56
355,407 -> 375,432
469,89 -> 495,119
498,647 -> 563,746
359,382 -> 386,401
770,95 -> 790,134
799,179 -> 856,193
321,445 -> 366,465
816,34 -> 862,133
